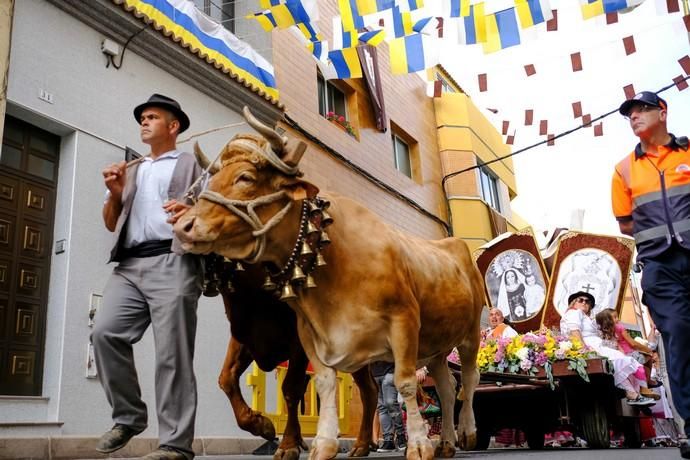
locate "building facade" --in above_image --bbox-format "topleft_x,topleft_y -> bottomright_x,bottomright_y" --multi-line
0,1 -> 519,458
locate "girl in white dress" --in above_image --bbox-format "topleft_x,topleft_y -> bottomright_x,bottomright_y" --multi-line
560,291 -> 655,406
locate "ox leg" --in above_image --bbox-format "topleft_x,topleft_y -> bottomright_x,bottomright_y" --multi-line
390,324 -> 433,460
306,362 -> 340,460
274,350 -> 310,460
456,340 -> 480,451
348,365 -> 377,457
219,337 -> 276,441
427,355 -> 457,458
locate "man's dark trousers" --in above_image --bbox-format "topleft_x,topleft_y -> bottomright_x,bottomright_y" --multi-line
641,246 -> 690,437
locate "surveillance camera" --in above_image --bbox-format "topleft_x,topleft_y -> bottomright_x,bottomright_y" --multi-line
101,38 -> 121,57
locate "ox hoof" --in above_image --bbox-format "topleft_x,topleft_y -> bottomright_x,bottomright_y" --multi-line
458,431 -> 477,451
274,447 -> 300,460
309,437 -> 339,460
347,441 -> 371,457
434,440 -> 456,458
406,440 -> 434,460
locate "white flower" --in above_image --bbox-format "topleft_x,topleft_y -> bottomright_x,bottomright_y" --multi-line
515,347 -> 529,360
559,341 -> 573,352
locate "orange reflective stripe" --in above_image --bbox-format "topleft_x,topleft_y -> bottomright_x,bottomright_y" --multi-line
612,154 -> 633,218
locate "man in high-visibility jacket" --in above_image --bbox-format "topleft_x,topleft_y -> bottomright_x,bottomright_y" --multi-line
612,90 -> 690,458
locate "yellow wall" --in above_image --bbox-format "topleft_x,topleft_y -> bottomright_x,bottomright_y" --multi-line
434,92 -> 516,197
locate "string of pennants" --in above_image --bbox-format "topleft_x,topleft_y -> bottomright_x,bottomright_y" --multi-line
246,0 -> 665,79
460,0 -> 690,148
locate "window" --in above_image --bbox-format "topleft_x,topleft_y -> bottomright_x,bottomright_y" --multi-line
393,134 -> 412,178
317,74 -> 348,120
193,0 -> 235,32
435,73 -> 456,93
478,162 -> 501,212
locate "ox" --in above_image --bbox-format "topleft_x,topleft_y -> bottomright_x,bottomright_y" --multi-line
175,108 -> 485,460
202,257 -> 378,460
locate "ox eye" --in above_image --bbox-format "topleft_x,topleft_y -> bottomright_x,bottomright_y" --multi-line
234,172 -> 256,185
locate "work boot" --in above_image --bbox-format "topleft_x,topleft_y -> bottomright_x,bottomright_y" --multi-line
96,424 -> 144,453
395,434 -> 407,451
140,445 -> 188,459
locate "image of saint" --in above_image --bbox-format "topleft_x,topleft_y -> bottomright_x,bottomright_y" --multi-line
553,249 -> 621,316
524,273 -> 546,315
497,269 -> 528,322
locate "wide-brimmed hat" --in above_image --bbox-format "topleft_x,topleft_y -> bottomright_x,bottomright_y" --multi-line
133,93 -> 190,133
619,91 -> 667,117
567,291 -> 596,309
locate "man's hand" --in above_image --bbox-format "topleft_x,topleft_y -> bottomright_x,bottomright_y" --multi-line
164,199 -> 192,224
102,161 -> 127,200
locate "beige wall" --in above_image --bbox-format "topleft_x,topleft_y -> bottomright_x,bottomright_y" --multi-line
0,0 -> 14,143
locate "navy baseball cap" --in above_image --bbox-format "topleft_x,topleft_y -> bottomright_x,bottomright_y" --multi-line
619,91 -> 667,116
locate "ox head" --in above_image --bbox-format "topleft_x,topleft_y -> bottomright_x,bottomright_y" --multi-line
174,107 -> 319,262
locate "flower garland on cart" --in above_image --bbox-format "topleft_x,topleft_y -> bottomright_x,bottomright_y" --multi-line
471,329 -> 602,390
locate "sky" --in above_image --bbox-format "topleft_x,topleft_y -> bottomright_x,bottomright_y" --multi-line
439,0 -> 690,236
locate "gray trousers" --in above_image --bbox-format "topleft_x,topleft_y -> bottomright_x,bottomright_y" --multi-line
92,253 -> 202,458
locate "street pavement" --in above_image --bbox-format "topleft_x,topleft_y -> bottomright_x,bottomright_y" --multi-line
85,446 -> 683,460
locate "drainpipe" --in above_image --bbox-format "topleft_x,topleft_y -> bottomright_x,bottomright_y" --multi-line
0,0 -> 14,143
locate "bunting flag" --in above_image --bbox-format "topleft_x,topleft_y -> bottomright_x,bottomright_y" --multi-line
580,0 -> 645,20
122,0 -> 277,100
248,10 -> 278,31
396,0 -> 424,11
333,16 -> 360,48
328,47 -> 363,78
515,0 -> 553,28
359,29 -> 387,45
339,0 -> 366,30
412,16 -> 439,35
445,0 -> 471,17
296,21 -> 322,42
259,0 -> 282,8
483,7 -> 521,53
389,33 -> 439,74
307,40 -> 328,61
457,3 -> 487,44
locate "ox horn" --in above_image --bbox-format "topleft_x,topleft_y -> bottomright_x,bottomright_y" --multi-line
194,142 -> 220,174
242,106 -> 286,155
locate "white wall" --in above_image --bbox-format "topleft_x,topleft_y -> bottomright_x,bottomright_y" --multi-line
1,0 -> 277,438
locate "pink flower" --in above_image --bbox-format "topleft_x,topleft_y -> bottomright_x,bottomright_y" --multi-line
338,115 -> 345,123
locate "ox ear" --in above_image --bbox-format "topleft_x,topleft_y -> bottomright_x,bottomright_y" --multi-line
282,141 -> 307,167
279,176 -> 320,201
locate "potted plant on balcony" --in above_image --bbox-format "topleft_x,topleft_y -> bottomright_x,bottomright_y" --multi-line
325,111 -> 356,137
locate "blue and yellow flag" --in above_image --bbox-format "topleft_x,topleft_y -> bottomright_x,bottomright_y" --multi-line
483,7 -> 521,53
247,10 -> 278,31
389,33 -> 438,74
359,29 -> 386,46
457,2 -> 487,44
515,0 -> 552,28
328,47 -> 363,78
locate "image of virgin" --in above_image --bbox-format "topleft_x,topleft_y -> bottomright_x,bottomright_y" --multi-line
496,269 -> 528,322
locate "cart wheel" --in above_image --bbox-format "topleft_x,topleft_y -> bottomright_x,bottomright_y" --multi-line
526,427 -> 546,450
581,399 -> 610,449
622,418 -> 642,448
474,429 -> 491,451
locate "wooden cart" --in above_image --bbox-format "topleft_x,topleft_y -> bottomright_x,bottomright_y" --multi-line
453,358 -> 645,449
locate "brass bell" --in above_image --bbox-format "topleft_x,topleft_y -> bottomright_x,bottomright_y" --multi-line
262,276 -> 278,291
319,231 -> 331,247
305,274 -> 317,288
306,221 -> 319,235
291,265 -> 306,282
235,262 -> 245,271
307,200 -> 321,216
316,253 -> 327,267
321,210 -> 333,227
280,282 -> 297,300
300,241 -> 313,256
320,198 -> 331,209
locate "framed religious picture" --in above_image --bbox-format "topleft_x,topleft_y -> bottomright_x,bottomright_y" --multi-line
473,229 -> 550,334
541,231 -> 636,330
